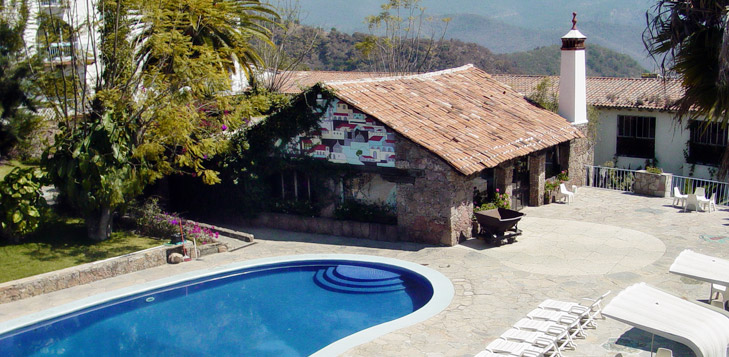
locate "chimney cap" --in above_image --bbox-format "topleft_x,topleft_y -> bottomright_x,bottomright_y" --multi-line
561,12 -> 586,40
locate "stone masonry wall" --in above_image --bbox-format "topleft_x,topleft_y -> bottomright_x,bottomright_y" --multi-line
395,138 -> 474,246
529,151 -> 546,206
634,171 -> 672,197
568,123 -> 594,187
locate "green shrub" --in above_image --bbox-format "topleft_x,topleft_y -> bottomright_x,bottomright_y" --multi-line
474,189 -> 510,212
131,198 -> 178,239
646,166 -> 663,174
0,167 -> 47,242
334,199 -> 397,225
270,199 -> 322,217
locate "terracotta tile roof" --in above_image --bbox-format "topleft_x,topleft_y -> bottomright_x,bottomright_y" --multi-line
272,70 -> 395,94
323,65 -> 583,175
491,74 -> 684,111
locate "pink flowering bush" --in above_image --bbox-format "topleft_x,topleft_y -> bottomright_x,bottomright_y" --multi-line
133,198 -> 219,244
474,188 -> 511,213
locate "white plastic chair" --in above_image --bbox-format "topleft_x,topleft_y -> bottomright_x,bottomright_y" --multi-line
700,193 -> 717,212
656,347 -> 673,357
683,194 -> 704,212
559,183 -> 574,204
672,187 -> 687,208
694,187 -> 707,200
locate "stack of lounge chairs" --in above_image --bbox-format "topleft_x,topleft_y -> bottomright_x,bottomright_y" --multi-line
475,292 -> 610,357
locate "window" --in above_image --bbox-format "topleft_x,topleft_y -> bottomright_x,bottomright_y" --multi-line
688,120 -> 728,166
616,115 -> 655,158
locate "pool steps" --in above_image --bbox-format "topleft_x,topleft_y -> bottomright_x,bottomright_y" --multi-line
314,265 -> 406,293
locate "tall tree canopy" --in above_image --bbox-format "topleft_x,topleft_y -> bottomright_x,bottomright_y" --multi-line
41,0 -> 279,240
645,1 -> 729,176
0,0 -> 40,158
645,1 -> 729,124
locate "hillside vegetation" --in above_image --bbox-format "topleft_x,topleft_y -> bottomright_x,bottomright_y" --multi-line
287,26 -> 646,77
298,0 -> 654,68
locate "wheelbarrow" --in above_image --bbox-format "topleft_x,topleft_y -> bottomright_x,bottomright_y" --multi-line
474,208 -> 525,246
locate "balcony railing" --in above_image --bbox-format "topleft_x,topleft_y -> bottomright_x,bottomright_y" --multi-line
40,0 -> 63,6
672,175 -> 729,206
45,42 -> 73,60
585,165 -> 729,206
584,165 -> 635,192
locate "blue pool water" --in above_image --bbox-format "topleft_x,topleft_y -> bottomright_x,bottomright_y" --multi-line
0,260 -> 434,356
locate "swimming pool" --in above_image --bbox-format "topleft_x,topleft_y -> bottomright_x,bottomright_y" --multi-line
0,254 -> 453,356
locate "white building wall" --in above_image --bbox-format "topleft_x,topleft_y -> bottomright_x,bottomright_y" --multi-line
592,108 -> 721,179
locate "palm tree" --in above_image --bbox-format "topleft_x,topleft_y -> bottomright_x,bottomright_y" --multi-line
136,0 -> 277,80
644,0 -> 729,175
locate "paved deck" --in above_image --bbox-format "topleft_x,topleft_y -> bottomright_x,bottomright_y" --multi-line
2,187 -> 729,356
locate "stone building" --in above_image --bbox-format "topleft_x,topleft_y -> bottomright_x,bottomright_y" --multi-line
270,64 -> 587,246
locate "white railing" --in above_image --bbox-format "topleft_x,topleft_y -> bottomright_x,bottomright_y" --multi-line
40,0 -> 63,6
585,165 -> 729,206
46,42 -> 72,59
672,175 -> 729,206
585,165 -> 636,192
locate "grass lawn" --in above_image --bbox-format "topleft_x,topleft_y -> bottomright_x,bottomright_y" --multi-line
0,216 -> 163,283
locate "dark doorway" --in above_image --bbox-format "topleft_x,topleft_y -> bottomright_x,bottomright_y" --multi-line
511,157 -> 530,210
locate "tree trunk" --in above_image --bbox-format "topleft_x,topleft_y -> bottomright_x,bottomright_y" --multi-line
86,207 -> 113,241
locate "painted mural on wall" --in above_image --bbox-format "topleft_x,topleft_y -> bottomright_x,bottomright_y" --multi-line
289,98 -> 396,167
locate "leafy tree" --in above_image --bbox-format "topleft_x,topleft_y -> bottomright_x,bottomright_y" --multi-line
645,1 -> 729,175
0,0 -> 41,159
0,167 -> 47,242
251,0 -> 321,92
355,0 -> 450,75
40,0 -> 278,241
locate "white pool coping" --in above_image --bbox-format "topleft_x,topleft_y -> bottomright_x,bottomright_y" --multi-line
0,254 -> 454,355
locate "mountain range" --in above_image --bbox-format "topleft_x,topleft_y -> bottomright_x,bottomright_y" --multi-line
296,0 -> 658,70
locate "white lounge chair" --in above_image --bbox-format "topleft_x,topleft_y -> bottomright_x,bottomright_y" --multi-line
559,183 -> 574,204
538,291 -> 611,329
513,318 -> 576,350
683,194 -> 704,212
483,338 -> 547,357
526,308 -> 586,338
499,328 -> 563,356
672,187 -> 687,208
474,350 -> 512,357
602,282 -> 729,357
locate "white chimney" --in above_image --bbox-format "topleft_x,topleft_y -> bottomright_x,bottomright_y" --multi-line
558,12 -> 587,125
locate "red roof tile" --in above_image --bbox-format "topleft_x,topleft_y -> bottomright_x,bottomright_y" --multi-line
273,70 -> 396,94
491,74 -> 684,111
324,65 -> 583,175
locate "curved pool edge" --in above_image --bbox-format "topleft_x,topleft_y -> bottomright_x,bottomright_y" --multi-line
0,254 -> 455,355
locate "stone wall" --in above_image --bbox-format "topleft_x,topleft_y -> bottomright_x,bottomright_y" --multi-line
243,213 -> 398,241
0,237 -> 232,303
395,138 -> 474,246
568,123 -> 594,187
0,246 -> 168,303
529,152 -> 546,206
495,161 -> 514,197
634,170 -> 672,197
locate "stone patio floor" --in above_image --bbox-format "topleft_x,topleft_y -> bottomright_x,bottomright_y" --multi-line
2,187 -> 729,356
